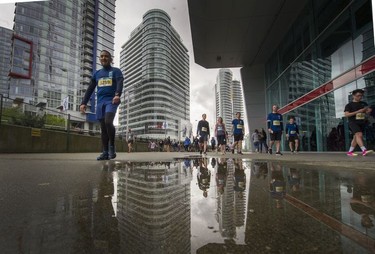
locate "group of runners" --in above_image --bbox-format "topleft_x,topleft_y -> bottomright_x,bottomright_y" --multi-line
80,50 -> 373,160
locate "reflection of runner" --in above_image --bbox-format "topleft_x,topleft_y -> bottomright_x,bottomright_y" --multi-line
287,168 -> 301,192
350,174 -> 375,229
269,163 -> 286,208
216,158 -> 228,195
344,89 -> 373,156
233,159 -> 246,196
197,158 -> 211,197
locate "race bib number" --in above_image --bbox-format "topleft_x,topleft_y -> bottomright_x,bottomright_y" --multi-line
276,186 -> 284,192
217,126 -> 223,131
356,113 -> 365,120
237,124 -> 243,129
98,77 -> 112,87
273,120 -> 280,126
202,127 -> 208,132
290,131 -> 296,134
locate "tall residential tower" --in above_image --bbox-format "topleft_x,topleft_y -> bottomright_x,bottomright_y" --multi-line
119,9 -> 190,140
215,69 -> 244,130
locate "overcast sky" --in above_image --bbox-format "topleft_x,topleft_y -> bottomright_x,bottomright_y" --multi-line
0,0 -> 242,131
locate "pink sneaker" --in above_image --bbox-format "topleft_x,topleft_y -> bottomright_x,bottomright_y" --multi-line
362,150 -> 373,156
346,151 -> 358,157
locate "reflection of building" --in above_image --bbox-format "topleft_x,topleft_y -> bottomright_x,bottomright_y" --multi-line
119,9 -> 190,140
216,158 -> 235,238
0,27 -> 12,97
215,158 -> 247,238
117,162 -> 191,254
215,69 -> 244,129
188,0 -> 375,151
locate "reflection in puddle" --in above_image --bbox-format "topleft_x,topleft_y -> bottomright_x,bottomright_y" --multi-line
3,158 -> 375,253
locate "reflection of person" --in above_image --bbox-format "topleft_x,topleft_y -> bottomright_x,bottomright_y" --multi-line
269,162 -> 286,208
197,114 -> 210,155
233,159 -> 246,197
287,168 -> 301,192
216,158 -> 228,195
80,50 -> 124,160
285,116 -> 299,153
350,174 -> 375,229
267,105 -> 283,155
344,89 -> 373,156
197,158 -> 211,197
126,129 -> 135,153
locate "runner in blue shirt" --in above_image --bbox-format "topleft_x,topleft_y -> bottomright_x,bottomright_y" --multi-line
267,105 -> 283,155
285,116 -> 299,153
231,112 -> 245,155
80,50 -> 124,160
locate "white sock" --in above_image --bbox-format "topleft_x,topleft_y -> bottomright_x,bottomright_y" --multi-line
349,147 -> 355,152
360,146 -> 366,151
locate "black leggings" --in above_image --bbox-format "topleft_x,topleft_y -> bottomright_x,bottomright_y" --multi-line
100,112 -> 116,151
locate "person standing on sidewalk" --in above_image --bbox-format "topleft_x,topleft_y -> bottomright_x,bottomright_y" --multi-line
285,116 -> 300,153
267,105 -> 283,156
231,112 -> 245,154
251,129 -> 260,153
344,89 -> 373,156
80,50 -> 124,160
214,117 -> 227,155
259,128 -> 269,153
197,113 -> 210,155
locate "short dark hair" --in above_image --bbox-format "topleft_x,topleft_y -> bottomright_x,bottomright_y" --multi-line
289,116 -> 295,120
352,89 -> 365,95
100,49 -> 112,58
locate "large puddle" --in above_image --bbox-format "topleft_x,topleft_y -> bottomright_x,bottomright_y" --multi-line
1,157 -> 375,253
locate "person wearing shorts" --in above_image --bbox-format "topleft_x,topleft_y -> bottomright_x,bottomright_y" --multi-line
231,112 -> 245,154
285,116 -> 299,153
127,128 -> 134,153
267,105 -> 283,156
80,50 -> 124,160
344,89 -> 373,156
215,117 -> 227,155
197,113 -> 210,155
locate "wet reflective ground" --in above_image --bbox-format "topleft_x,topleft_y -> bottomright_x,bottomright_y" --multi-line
1,157 -> 375,253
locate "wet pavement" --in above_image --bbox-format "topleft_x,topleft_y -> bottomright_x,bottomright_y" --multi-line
1,152 -> 375,253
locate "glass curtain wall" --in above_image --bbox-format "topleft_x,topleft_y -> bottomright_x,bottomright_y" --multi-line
265,0 -> 375,151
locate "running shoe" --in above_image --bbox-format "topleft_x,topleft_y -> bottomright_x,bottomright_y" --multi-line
109,146 -> 116,159
290,150 -> 294,154
294,150 -> 299,154
346,151 -> 358,157
275,152 -> 283,156
97,152 -> 109,160
362,150 -> 373,156
268,149 -> 272,155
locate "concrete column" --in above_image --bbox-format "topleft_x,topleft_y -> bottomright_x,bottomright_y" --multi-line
240,64 -> 266,135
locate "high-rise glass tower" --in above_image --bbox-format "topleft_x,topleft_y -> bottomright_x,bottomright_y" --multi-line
215,69 -> 244,129
0,27 -> 12,96
8,0 -> 116,129
119,9 -> 190,140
